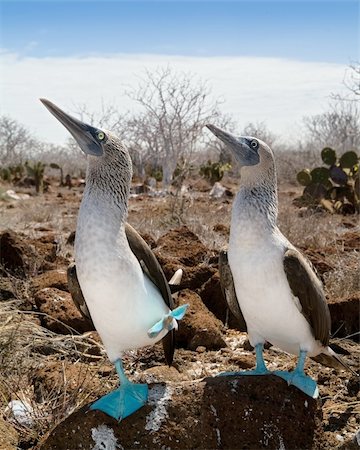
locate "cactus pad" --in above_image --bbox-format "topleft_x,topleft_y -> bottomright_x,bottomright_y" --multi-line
310,167 -> 330,184
296,169 -> 312,186
321,147 -> 336,165
330,166 -> 348,186
339,151 -> 358,169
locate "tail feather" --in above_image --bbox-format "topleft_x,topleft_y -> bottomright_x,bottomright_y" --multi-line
169,268 -> 183,286
311,347 -> 358,376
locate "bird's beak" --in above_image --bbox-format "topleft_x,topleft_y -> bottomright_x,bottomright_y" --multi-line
40,98 -> 103,156
206,124 -> 259,167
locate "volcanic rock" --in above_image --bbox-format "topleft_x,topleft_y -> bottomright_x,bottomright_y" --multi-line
34,287 -> 93,334
175,289 -> 226,350
31,269 -> 68,294
154,226 -> 215,290
39,376 -> 324,450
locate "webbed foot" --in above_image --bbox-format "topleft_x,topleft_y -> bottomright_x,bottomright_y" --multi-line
90,382 -> 148,421
274,370 -> 319,398
273,350 -> 319,398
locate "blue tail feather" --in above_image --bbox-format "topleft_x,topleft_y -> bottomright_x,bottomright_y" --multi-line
148,304 -> 189,338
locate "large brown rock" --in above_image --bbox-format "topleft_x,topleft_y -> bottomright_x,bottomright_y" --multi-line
39,376 -> 324,450
175,289 -> 226,350
154,226 -> 216,290
30,269 -> 68,294
0,230 -> 66,278
34,287 -> 93,334
0,230 -> 38,277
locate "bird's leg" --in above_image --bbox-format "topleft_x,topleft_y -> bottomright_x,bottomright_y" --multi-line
274,350 -> 319,398
218,343 -> 270,376
90,358 -> 148,421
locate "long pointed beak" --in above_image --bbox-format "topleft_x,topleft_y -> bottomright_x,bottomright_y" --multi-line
206,124 -> 259,167
206,124 -> 241,148
40,98 -> 103,156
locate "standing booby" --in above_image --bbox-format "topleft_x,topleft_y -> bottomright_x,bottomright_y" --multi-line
40,99 -> 188,420
207,124 -> 356,398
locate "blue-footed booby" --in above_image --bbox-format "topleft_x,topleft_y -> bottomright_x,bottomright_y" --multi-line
40,99 -> 188,420
207,124 -> 356,398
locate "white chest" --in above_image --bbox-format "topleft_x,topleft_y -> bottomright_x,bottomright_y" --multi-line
74,198 -> 169,360
228,219 -> 316,354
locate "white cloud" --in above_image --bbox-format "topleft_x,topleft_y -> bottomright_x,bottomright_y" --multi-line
0,51 -> 348,144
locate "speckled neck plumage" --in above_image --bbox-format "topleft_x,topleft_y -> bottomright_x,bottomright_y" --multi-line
234,159 -> 278,228
83,136 -> 132,220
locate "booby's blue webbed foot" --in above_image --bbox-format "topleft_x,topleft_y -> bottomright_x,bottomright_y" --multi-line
148,304 -> 189,338
90,359 -> 148,421
274,350 -> 319,398
90,382 -> 148,420
218,343 -> 270,376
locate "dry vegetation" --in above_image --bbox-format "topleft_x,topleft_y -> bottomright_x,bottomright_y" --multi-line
0,172 -> 359,449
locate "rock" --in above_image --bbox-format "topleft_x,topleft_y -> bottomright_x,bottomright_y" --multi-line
154,226 -> 215,290
0,230 -> 38,277
0,277 -> 16,301
31,269 -> 68,294
34,288 -> 93,334
140,365 -> 187,383
0,230 -> 64,278
31,269 -> 69,292
156,226 -> 209,266
39,376 -> 324,450
3,189 -> 30,201
328,291 -> 360,340
209,182 -> 233,199
175,289 -> 226,350
0,417 -> 18,450
33,360 -> 103,405
210,181 -> 227,198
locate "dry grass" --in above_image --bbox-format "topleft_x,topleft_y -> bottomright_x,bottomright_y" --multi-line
0,301 -> 110,446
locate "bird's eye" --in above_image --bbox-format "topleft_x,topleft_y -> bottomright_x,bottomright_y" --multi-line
97,131 -> 105,141
250,140 -> 259,150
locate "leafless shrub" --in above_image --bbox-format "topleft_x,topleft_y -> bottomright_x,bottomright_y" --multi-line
126,66 -> 222,188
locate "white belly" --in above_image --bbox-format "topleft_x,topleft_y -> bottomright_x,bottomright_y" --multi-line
228,239 -> 320,357
75,217 -> 169,362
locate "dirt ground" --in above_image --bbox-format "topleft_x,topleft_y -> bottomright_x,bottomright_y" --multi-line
0,177 -> 359,449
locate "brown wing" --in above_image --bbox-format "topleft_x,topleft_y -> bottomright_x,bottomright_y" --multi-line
67,263 -> 95,329
283,248 -> 331,346
219,250 -> 247,331
125,223 -> 175,366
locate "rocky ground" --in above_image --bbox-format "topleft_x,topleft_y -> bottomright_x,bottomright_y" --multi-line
0,178 -> 359,449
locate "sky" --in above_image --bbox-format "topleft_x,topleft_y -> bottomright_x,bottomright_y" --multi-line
0,0 -> 359,144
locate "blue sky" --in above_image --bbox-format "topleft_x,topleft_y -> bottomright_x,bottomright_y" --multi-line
0,1 -> 358,144
1,1 -> 358,63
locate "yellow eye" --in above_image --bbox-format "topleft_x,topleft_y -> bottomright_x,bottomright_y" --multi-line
97,131 -> 105,141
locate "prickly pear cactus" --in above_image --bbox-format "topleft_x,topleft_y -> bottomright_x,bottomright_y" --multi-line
200,160 -> 231,185
25,161 -> 46,194
295,148 -> 359,214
